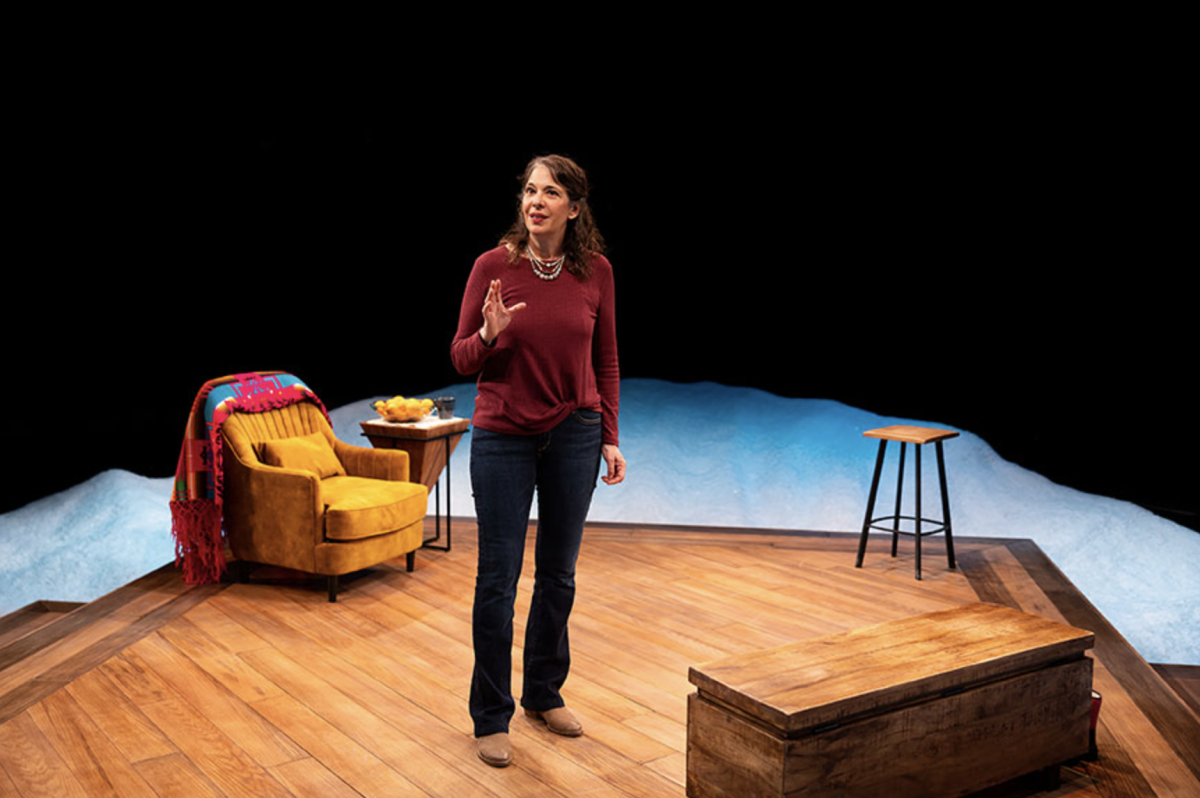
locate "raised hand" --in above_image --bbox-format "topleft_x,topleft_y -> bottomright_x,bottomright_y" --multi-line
480,279 -> 527,344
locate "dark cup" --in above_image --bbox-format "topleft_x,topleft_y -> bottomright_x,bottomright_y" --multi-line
435,397 -> 456,420
1088,690 -> 1102,760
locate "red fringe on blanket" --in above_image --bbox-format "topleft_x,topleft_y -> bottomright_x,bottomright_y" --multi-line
170,498 -> 225,585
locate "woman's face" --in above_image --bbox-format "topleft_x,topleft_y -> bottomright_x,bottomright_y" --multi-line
522,164 -> 579,242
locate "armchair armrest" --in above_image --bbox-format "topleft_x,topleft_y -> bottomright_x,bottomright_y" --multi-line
245,463 -> 323,522
334,439 -> 411,482
223,442 -> 325,561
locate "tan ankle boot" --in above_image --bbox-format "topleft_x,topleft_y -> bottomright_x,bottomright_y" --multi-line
525,706 -> 584,737
477,732 -> 512,767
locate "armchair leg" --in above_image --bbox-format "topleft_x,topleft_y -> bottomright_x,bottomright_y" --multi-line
406,551 -> 416,572
328,575 -> 339,603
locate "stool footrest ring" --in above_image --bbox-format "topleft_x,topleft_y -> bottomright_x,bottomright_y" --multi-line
868,515 -> 948,537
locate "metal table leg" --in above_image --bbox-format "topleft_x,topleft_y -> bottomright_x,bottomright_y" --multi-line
423,434 -> 457,551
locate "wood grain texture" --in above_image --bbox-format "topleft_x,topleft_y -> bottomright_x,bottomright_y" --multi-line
688,604 -> 1095,798
690,603 -> 1094,734
863,425 -> 959,444
1152,664 -> 1200,720
361,417 -> 469,489
0,602 -> 83,651
0,522 -> 1195,797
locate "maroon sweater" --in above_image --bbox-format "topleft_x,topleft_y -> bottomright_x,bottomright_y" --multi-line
451,246 -> 620,446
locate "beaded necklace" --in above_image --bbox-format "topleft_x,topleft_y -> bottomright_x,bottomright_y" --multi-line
527,246 -> 565,281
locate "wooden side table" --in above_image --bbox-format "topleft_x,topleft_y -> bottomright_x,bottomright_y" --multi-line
360,415 -> 470,551
855,425 -> 959,580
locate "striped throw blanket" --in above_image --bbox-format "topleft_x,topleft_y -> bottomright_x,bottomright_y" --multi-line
169,372 -> 331,584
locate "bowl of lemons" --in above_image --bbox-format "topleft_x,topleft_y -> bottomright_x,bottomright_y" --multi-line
373,396 -> 435,423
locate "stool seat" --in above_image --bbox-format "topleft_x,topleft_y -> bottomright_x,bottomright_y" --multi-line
856,425 -> 958,580
864,425 -> 959,445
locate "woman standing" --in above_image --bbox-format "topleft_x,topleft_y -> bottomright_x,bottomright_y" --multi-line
451,154 -> 625,768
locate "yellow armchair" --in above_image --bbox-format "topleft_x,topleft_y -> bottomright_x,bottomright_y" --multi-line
221,400 -> 428,601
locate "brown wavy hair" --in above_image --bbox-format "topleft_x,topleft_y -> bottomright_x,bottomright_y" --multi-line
500,154 -> 606,279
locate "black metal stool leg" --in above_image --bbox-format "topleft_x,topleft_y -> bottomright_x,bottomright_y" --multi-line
915,444 -> 923,580
936,440 -> 956,570
892,442 -> 906,558
856,440 -> 888,568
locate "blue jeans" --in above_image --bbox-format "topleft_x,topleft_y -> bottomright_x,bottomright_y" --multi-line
469,410 -> 603,737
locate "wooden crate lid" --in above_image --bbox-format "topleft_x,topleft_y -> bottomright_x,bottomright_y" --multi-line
688,603 -> 1093,735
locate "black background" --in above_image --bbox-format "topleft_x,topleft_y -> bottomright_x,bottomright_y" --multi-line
3,77 -> 1194,532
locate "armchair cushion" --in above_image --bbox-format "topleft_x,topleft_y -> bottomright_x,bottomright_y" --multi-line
261,431 -> 346,479
321,475 -> 428,541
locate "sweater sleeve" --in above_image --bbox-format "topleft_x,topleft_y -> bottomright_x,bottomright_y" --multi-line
593,257 -> 620,447
450,255 -> 494,376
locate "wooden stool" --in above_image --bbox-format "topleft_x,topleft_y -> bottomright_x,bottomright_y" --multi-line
855,425 -> 958,580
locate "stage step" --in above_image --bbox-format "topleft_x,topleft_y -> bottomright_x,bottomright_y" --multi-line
0,563 -> 226,724
1152,663 -> 1200,721
0,601 -> 84,651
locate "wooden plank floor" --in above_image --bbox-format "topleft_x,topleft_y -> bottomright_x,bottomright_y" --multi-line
1,521 -> 1196,797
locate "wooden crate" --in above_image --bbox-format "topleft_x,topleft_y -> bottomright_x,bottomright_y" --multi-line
687,603 -> 1094,798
